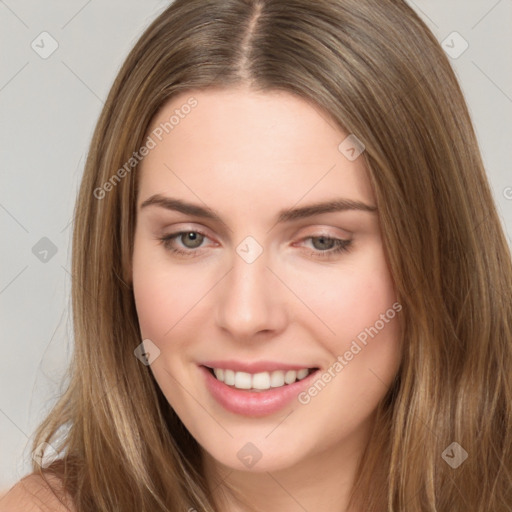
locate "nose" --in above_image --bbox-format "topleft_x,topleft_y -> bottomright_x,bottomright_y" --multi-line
215,249 -> 287,341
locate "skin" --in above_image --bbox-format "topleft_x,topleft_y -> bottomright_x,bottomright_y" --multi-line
132,86 -> 402,512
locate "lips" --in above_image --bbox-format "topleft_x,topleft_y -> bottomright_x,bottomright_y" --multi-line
199,361 -> 320,416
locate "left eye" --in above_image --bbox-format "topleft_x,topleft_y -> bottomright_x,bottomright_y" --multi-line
301,235 -> 352,257
309,235 -> 337,250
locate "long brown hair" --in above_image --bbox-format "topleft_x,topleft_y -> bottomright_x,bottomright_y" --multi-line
30,0 -> 512,510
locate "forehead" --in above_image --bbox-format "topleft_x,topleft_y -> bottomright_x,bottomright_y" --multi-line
138,87 -> 374,212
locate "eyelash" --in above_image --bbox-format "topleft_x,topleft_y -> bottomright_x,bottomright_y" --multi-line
158,231 -> 352,260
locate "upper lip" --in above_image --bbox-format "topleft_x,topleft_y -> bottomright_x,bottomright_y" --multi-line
201,360 -> 318,373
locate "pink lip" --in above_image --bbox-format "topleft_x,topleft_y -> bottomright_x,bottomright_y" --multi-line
201,360 -> 317,373
200,365 -> 320,417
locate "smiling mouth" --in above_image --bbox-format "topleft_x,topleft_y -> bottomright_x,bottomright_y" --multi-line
204,366 -> 319,392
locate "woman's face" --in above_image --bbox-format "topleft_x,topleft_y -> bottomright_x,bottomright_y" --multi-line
132,87 -> 402,473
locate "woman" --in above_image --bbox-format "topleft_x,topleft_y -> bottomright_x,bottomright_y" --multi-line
3,0 -> 511,510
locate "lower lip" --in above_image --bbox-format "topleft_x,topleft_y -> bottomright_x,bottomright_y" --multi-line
200,365 -> 319,417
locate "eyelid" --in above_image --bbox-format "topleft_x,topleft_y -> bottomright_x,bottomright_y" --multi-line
294,223 -> 353,238
295,233 -> 351,247
160,223 -> 216,240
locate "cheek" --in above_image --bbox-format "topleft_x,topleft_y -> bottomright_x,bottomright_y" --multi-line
131,246 -> 203,404
288,244 -> 398,346
292,257 -> 401,432
132,241 -> 206,340
132,266 -> 173,341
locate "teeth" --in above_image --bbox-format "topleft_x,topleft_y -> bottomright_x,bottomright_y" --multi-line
284,370 -> 297,384
224,369 -> 235,386
270,370 -> 285,388
234,371 -> 252,389
297,368 -> 309,380
211,367 -> 313,390
252,372 -> 271,390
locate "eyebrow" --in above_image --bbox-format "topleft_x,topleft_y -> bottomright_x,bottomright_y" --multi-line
140,194 -> 377,223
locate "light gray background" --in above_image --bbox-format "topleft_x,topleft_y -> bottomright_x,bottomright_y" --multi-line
1,0 -> 511,492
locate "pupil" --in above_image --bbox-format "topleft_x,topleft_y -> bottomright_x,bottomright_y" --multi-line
183,232 -> 203,248
313,236 -> 334,250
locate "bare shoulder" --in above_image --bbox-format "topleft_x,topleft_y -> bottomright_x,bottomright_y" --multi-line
0,473 -> 75,512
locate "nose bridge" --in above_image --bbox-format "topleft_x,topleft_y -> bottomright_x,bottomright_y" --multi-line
215,244 -> 284,337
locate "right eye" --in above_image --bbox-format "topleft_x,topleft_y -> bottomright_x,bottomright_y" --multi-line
158,230 -> 211,257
